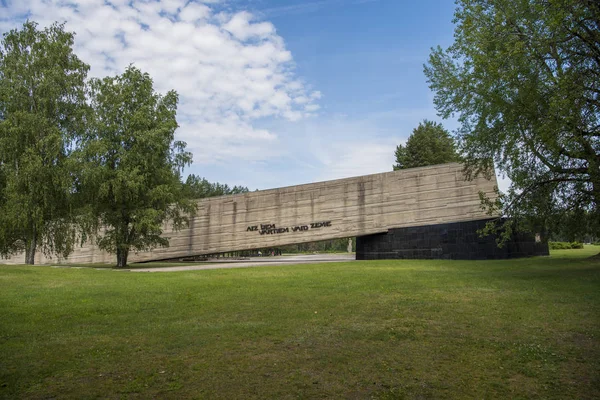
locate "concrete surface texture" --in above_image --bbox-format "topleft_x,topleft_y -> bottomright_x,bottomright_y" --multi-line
2,163 -> 498,265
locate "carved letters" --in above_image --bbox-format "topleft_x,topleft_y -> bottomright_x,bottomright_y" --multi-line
246,221 -> 332,236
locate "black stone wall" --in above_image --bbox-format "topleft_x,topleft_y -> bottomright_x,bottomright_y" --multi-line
356,219 -> 549,260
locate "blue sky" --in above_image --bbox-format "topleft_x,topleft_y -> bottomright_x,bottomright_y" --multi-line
260,0 -> 456,116
1,0 -> 490,191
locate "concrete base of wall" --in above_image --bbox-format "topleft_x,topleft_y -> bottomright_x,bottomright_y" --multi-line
356,219 -> 549,260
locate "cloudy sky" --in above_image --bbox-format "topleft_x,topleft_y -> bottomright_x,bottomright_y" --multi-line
1,0 -> 495,190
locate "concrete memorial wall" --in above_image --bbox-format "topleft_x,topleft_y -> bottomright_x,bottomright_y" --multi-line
1,163 -> 547,265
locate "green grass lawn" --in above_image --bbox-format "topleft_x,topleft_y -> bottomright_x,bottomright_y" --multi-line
1,248 -> 599,399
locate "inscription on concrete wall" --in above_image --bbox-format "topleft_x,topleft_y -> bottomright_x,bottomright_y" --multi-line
247,221 -> 332,235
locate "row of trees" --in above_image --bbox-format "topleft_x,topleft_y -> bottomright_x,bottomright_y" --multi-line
184,175 -> 249,198
0,22 -> 241,267
394,0 -> 599,243
279,237 -> 354,254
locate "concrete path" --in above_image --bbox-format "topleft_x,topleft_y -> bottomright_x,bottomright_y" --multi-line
129,254 -> 355,272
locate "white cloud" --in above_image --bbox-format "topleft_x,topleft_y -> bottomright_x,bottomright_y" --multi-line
317,142 -> 395,181
223,11 -> 275,41
178,118 -> 280,164
179,3 -> 211,22
0,0 -> 320,164
244,113 -> 401,187
302,118 -> 397,182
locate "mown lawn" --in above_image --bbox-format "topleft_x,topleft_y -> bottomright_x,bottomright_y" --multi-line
1,247 -> 599,399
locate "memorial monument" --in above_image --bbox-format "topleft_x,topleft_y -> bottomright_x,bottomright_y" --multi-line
0,163 -> 548,265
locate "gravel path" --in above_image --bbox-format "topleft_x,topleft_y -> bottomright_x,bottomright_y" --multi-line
129,254 -> 355,272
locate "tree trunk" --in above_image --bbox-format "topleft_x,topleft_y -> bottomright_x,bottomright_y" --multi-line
24,229 -> 37,265
116,247 -> 129,268
590,170 -> 600,230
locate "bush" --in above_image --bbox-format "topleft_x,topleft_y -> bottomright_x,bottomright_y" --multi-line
549,242 -> 566,249
549,241 -> 583,250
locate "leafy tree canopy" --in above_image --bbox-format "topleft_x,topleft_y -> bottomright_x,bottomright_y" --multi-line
78,66 -> 194,267
184,175 -> 249,199
0,21 -> 89,264
424,0 -> 600,240
393,120 -> 458,170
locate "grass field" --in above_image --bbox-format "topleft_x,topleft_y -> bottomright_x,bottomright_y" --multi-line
1,247 -> 599,399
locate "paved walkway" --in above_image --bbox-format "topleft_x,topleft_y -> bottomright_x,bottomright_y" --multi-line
129,254 -> 355,272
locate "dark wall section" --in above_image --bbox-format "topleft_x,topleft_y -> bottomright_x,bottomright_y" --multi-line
356,219 -> 549,260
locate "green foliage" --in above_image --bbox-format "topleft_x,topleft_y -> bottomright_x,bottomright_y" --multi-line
78,66 -> 194,267
425,0 -> 600,241
0,21 -> 89,264
184,174 -> 249,198
393,120 -> 458,170
547,210 -> 598,242
548,241 -> 584,250
279,237 -> 354,253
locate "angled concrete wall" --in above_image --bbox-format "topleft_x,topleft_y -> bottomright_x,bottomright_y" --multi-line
2,163 -> 498,265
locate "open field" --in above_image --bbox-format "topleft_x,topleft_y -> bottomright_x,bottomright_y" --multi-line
1,247 -> 599,399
